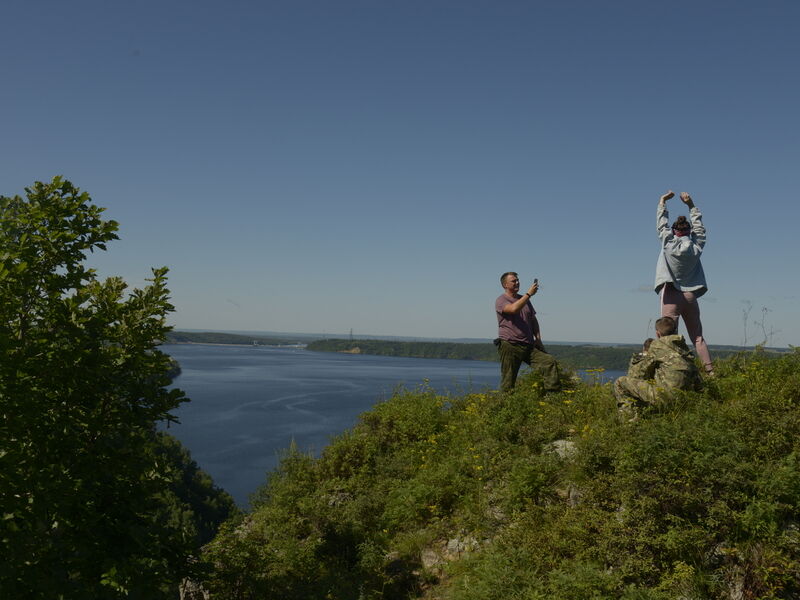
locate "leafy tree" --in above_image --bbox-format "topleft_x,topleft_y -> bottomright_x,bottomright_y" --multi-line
154,431 -> 237,548
0,177 -> 205,597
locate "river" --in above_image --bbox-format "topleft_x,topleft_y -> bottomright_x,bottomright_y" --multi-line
163,344 -> 622,506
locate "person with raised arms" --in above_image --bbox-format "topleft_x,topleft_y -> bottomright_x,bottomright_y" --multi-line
655,190 -> 714,375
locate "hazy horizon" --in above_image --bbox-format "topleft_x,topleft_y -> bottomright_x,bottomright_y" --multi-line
170,327 -> 790,351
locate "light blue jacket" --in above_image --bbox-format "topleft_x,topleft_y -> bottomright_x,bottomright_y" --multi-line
654,203 -> 707,297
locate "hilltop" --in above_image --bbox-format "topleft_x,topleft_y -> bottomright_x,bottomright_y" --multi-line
201,348 -> 800,599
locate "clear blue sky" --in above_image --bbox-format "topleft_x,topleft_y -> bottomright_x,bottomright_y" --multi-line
2,0 -> 798,346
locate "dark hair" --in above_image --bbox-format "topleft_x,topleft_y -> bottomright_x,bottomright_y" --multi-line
655,317 -> 678,336
672,215 -> 691,232
643,337 -> 654,352
500,271 -> 518,285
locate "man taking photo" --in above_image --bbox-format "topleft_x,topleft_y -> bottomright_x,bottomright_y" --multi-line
494,272 -> 560,393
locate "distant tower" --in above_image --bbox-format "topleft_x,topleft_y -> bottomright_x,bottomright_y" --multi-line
349,328 -> 354,343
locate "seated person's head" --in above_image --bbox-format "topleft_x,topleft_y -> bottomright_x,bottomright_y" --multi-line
643,337 -> 653,352
655,317 -> 677,338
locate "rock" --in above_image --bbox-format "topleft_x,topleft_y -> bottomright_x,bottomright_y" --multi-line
421,548 -> 444,569
180,578 -> 210,600
445,535 -> 478,559
546,439 -> 577,460
420,535 -> 479,572
555,484 -> 583,507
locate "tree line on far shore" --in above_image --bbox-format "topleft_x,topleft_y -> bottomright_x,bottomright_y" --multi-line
164,329 -> 781,372
166,330 -> 304,345
307,339 -> 767,371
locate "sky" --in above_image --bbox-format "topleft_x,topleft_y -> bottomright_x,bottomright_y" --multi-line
2,0 -> 798,346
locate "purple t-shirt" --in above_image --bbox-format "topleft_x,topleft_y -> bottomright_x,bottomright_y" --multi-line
495,294 -> 536,344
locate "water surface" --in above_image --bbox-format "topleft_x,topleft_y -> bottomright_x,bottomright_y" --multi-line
164,344 -> 499,506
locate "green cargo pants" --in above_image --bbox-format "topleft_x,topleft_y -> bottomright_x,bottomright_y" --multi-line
497,340 -> 560,393
613,376 -> 671,407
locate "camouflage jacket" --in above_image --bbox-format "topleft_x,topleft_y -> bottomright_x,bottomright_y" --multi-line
627,352 -> 651,379
625,334 -> 702,392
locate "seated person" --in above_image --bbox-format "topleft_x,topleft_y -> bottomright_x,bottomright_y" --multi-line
614,318 -> 702,413
626,337 -> 653,379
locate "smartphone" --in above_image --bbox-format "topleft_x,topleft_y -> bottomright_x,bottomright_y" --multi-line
534,278 -> 538,285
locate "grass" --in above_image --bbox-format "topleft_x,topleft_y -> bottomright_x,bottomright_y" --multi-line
202,348 -> 800,599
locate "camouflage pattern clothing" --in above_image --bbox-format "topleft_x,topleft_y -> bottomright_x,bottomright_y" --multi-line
614,334 -> 702,410
626,351 -> 651,380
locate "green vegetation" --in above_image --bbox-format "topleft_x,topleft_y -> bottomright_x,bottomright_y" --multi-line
203,349 -> 800,599
307,339 -> 753,371
167,356 -> 182,379
5,177 -> 798,599
308,338 -> 502,361
0,178 -> 235,598
167,330 -> 305,345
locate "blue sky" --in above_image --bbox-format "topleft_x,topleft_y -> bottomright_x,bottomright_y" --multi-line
2,0 -> 798,346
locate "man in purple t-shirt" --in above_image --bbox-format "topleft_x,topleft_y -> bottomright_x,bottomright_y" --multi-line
495,271 -> 560,392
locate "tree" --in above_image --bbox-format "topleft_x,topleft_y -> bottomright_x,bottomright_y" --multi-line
0,177 -> 202,597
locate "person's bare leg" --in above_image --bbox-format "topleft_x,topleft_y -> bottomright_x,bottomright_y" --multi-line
681,291 -> 713,373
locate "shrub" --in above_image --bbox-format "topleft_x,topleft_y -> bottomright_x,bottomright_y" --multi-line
204,349 -> 800,599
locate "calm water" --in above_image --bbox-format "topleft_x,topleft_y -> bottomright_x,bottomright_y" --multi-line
163,344 -> 500,506
163,344 -> 623,507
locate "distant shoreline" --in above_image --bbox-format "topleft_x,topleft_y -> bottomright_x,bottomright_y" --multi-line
165,332 -> 791,371
164,341 -> 306,348
168,330 -> 792,351
165,330 -> 308,346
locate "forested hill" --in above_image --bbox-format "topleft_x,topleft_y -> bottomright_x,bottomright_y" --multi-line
307,338 -> 750,371
166,330 -> 305,345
